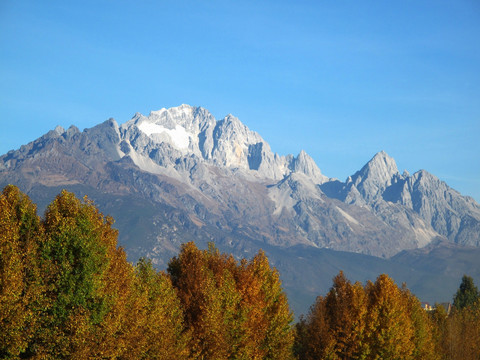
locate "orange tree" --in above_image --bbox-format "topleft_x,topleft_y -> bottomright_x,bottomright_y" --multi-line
294,272 -> 368,360
295,272 -> 436,360
168,242 -> 294,359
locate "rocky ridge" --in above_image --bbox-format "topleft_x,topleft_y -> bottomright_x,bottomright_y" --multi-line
1,104 -> 479,262
321,151 -> 480,247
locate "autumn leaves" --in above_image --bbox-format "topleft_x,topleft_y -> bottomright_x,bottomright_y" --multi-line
168,243 -> 294,359
294,272 -> 480,360
294,272 -> 437,359
0,186 -> 293,359
1,185 -> 479,359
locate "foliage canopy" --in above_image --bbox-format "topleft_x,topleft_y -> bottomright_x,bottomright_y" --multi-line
1,185 -> 479,359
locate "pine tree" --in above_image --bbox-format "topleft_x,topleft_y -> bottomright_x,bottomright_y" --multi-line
453,275 -> 480,310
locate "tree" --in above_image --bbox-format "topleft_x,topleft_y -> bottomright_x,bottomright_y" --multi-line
294,296 -> 336,360
324,272 -> 368,359
430,303 -> 449,358
453,275 -> 480,310
0,185 -> 43,358
168,242 -> 294,359
401,286 -> 437,360
168,242 -> 242,359
433,298 -> 480,360
39,190 -> 137,358
365,274 -> 415,360
294,272 -> 368,360
132,258 -> 189,359
247,250 -> 295,360
0,187 -> 197,358
295,272 -> 437,360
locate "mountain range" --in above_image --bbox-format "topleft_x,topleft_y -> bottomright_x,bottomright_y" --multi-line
1,104 -> 479,315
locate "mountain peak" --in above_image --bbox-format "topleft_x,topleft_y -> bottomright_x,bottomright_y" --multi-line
54,125 -> 65,135
344,151 -> 400,204
149,103 -> 196,119
370,150 -> 397,169
291,150 -> 329,184
361,150 -> 399,182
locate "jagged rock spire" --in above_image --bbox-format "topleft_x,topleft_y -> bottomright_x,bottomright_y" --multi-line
345,151 -> 400,204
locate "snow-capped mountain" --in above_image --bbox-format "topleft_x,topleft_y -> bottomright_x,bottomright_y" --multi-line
1,104 -> 479,314
114,104 -> 329,184
1,104 -> 478,257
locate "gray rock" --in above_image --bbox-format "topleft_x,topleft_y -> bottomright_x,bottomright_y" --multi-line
1,105 -> 479,263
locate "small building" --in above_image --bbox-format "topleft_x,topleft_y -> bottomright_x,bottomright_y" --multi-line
421,302 -> 434,311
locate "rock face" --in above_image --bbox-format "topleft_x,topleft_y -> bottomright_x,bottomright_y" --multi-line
320,151 -> 480,248
116,105 -> 327,183
1,104 -> 479,264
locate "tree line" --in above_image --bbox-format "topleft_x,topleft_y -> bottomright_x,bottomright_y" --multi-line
294,272 -> 480,360
0,185 -> 479,359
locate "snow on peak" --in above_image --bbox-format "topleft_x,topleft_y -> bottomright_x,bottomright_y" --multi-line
138,122 -> 190,149
119,104 -> 330,183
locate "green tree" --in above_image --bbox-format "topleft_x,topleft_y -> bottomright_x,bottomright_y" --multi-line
39,190 -> 137,358
453,275 -> 480,310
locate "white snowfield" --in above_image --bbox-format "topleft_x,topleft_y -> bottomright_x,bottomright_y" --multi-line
120,104 -> 330,185
138,122 -> 191,150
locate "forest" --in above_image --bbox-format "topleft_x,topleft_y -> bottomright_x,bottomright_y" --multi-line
1,185 -> 479,359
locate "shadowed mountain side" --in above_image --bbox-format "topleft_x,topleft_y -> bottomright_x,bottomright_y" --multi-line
266,242 -> 480,317
2,182 -> 479,317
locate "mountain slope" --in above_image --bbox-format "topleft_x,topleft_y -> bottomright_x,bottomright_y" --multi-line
320,151 -> 480,248
1,104 -> 479,315
2,105 -> 479,259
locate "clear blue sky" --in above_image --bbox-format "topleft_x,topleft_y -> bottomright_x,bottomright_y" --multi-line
1,1 -> 479,201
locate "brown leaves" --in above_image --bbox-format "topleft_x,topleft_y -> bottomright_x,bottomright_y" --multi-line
295,272 -> 438,360
168,242 -> 295,360
1,186 -> 296,359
